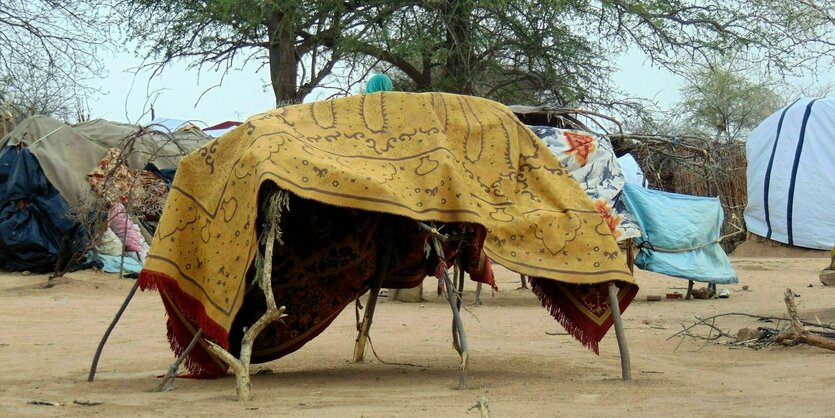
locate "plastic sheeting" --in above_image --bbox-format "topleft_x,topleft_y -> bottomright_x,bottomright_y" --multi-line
617,154 -> 648,187
745,97 -> 835,250
621,183 -> 738,284
0,147 -> 88,272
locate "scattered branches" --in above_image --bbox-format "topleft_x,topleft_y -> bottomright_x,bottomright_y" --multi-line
670,290 -> 835,351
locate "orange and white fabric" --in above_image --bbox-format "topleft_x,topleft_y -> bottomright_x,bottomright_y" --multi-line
530,126 -> 642,241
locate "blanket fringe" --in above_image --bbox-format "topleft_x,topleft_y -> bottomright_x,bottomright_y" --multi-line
140,269 -> 230,378
528,277 -> 600,354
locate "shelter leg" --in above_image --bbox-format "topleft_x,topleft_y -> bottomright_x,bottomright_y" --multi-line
518,274 -> 529,289
353,246 -> 392,362
204,192 -> 288,401
429,234 -> 469,390
608,282 -> 631,381
685,280 -> 694,300
88,279 -> 140,382
152,329 -> 204,392
452,257 -> 466,352
474,282 -> 483,305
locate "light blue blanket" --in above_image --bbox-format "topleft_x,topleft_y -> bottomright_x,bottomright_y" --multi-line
621,183 -> 738,284
97,254 -> 144,274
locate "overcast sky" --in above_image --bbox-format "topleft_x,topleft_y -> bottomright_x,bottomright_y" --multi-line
88,47 -> 831,127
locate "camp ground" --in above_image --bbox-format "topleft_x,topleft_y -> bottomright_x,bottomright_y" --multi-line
1,95 -> 834,416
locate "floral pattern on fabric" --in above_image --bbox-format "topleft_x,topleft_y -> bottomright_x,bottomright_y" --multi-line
531,126 -> 641,241
87,148 -> 141,204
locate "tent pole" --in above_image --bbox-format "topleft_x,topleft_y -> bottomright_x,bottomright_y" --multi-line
87,279 -> 140,382
474,282 -> 483,305
353,244 -> 392,362
152,329 -> 204,392
608,282 -> 631,381
685,280 -> 694,300
429,233 -> 469,390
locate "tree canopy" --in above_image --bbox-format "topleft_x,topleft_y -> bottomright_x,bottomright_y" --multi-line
120,0 -> 834,112
679,62 -> 782,142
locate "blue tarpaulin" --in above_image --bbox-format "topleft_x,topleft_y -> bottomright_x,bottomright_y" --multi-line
621,183 -> 738,284
0,147 -> 89,272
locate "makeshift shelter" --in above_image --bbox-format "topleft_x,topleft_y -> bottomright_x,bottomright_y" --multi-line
0,116 -> 211,272
745,97 -> 835,250
138,92 -> 638,386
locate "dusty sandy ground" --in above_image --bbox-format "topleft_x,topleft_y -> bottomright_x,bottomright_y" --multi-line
1,246 -> 833,417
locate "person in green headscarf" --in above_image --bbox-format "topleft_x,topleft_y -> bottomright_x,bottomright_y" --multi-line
365,73 -> 393,93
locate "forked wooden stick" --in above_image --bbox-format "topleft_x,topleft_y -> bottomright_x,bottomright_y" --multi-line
778,288 -> 835,351
353,246 -> 392,362
204,196 -> 287,401
424,224 -> 469,390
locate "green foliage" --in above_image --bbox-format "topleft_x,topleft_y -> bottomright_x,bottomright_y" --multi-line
120,0 -> 833,114
679,63 -> 782,142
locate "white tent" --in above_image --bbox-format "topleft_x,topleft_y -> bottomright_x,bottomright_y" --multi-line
744,97 -> 835,250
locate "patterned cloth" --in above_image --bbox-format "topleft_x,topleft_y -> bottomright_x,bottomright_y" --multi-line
139,92 -> 637,377
531,126 -> 642,241
88,148 -> 170,229
87,148 -> 141,205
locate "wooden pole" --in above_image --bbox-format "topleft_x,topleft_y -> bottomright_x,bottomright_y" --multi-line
204,195 -> 287,401
430,234 -> 469,390
685,280 -> 694,300
474,282 -> 483,305
152,329 -> 204,392
608,282 -> 631,381
353,245 -> 392,362
88,279 -> 140,382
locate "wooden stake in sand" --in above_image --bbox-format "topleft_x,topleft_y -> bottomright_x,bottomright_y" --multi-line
203,192 -> 288,401
152,329 -> 204,392
353,244 -> 392,362
88,279 -> 140,382
608,282 -> 632,381
422,223 -> 469,390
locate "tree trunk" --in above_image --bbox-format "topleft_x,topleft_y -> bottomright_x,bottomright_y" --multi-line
442,0 -> 474,95
268,11 -> 300,107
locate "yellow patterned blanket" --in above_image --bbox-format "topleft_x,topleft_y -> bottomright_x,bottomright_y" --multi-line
139,92 -> 637,375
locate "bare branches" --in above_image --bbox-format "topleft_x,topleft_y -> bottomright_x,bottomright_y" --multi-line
670,293 -> 835,352
0,0 -> 114,121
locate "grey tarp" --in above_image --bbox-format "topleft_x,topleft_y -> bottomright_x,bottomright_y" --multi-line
0,116 -> 212,209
